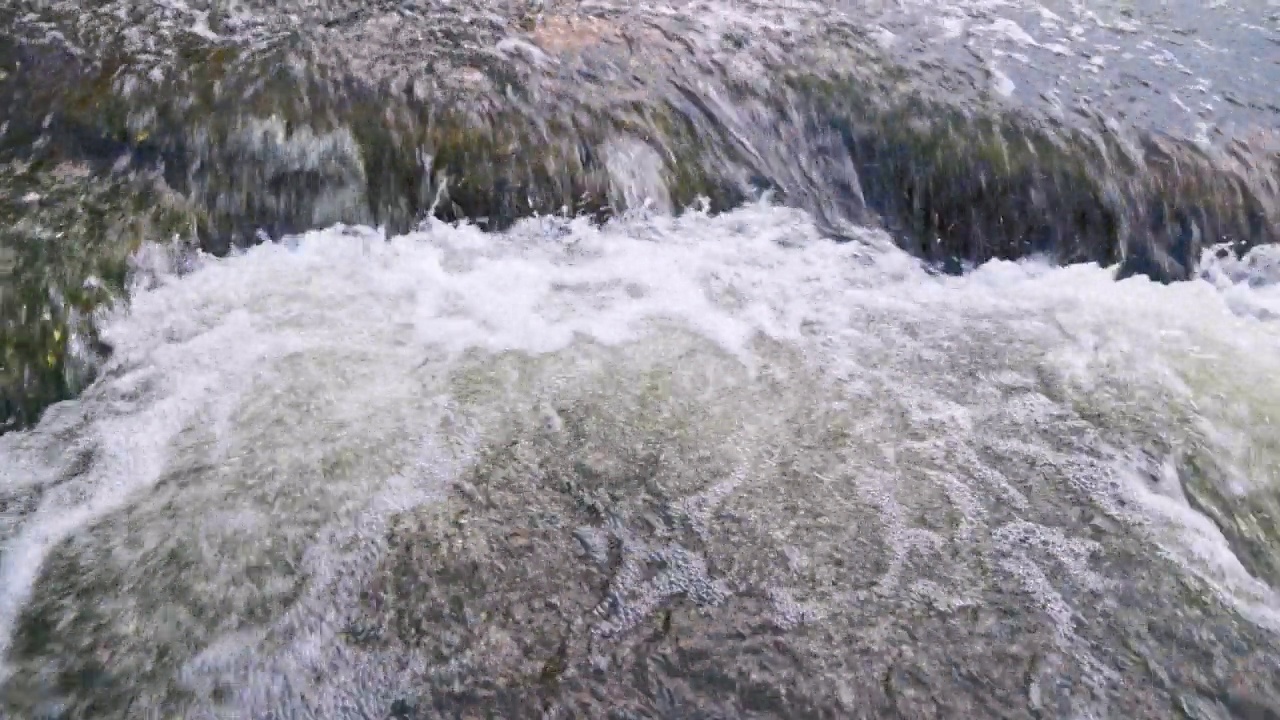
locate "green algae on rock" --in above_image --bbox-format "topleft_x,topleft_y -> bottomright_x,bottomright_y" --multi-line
0,162 -> 201,433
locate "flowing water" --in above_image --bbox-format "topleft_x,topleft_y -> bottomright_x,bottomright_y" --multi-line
1,0 -> 1280,718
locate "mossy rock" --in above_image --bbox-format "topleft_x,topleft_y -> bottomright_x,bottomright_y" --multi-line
2,4 -> 1278,432
794,73 -> 1278,280
0,16 -> 762,431
5,5 -> 1272,277
0,160 -> 201,431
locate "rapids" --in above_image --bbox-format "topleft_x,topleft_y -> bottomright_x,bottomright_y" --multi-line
1,203 -> 1279,717
2,0 -> 1280,717
3,0 -> 1278,429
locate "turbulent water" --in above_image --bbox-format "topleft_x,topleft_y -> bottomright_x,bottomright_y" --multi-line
4,0 -> 1279,430
0,202 -> 1278,717
2,0 -> 1280,717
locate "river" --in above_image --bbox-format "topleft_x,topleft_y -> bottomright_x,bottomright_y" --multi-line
1,1 -> 1279,718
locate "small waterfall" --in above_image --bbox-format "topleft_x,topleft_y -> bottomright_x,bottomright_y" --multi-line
2,1 -> 1277,430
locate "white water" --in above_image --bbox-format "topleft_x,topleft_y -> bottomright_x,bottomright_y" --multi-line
1,202 -> 1279,714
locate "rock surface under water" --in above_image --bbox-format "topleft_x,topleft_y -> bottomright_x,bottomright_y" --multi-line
0,206 -> 1278,718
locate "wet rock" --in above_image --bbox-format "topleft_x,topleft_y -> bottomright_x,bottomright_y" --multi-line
187,116 -> 371,254
529,14 -> 622,56
0,0 -> 1277,432
0,160 -> 201,432
808,76 -> 1279,281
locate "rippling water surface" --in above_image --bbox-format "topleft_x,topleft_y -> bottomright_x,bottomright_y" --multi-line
1,0 -> 1279,717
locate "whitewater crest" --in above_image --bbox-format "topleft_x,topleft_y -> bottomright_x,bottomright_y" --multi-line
1,203 -> 1280,717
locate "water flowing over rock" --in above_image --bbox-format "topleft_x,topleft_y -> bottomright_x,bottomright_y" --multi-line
0,1 -> 1279,718
2,0 -> 1278,429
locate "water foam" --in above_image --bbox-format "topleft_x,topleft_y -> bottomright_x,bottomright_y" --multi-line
1,201 -> 1278,713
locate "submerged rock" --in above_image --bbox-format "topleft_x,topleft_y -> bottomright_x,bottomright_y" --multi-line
4,324 -> 1279,718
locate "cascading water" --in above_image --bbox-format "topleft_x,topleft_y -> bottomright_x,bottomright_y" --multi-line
1,0 -> 1278,717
